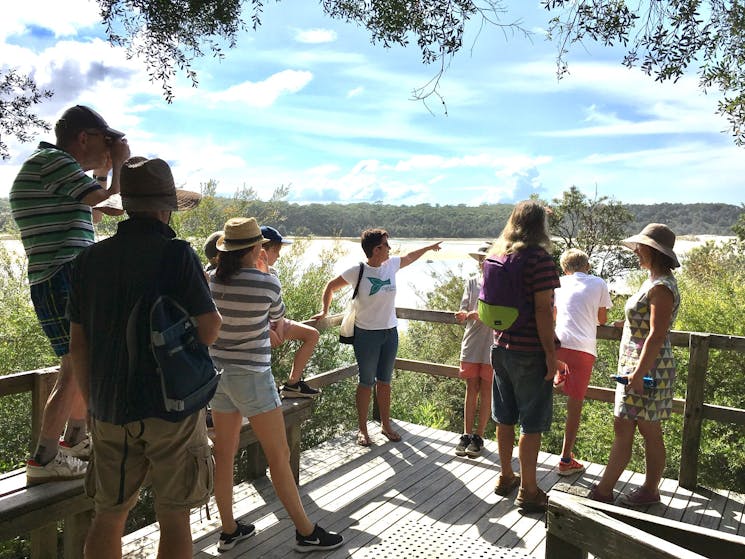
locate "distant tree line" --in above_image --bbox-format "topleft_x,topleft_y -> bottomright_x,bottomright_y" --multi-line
1,197 -> 741,238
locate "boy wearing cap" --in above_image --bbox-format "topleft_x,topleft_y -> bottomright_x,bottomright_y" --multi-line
68,156 -> 221,558
10,105 -> 130,484
453,242 -> 494,458
258,226 -> 321,399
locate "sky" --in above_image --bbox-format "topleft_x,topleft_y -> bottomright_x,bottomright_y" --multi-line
1,1 -> 744,207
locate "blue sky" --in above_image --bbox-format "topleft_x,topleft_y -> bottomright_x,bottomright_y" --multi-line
2,1 -> 744,206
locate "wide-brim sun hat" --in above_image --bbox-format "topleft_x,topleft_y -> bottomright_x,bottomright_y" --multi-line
468,241 -> 493,260
203,230 -> 224,260
120,156 -> 201,212
622,223 -> 680,268
216,217 -> 270,252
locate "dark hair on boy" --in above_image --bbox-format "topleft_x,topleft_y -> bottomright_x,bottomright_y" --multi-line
361,228 -> 388,258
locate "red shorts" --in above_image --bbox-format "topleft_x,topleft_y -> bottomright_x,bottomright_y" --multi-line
459,362 -> 493,382
556,347 -> 595,400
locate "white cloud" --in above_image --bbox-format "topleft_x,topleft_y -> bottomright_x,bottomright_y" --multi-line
294,28 -> 338,44
209,70 -> 313,107
1,0 -> 99,41
347,86 -> 364,98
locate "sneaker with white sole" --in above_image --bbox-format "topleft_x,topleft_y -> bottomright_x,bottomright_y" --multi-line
26,452 -> 87,485
465,434 -> 484,457
217,521 -> 256,552
558,455 -> 585,476
280,380 -> 320,399
454,434 -> 471,456
58,437 -> 91,460
295,524 -> 343,553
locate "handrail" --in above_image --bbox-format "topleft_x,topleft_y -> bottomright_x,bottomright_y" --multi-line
545,491 -> 745,559
2,307 -> 744,489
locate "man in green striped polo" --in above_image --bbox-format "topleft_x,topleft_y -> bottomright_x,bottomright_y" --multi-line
10,105 -> 130,484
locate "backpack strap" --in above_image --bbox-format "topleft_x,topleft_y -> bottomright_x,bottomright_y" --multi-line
351,262 -> 364,300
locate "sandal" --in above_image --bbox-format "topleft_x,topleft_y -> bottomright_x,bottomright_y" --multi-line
356,432 -> 371,447
620,486 -> 660,506
381,428 -> 401,442
514,487 -> 548,513
494,474 -> 520,497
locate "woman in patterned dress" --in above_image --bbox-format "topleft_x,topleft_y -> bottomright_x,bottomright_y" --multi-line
590,223 -> 681,506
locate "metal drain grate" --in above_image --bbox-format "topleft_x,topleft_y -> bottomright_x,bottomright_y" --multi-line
355,519 -> 537,558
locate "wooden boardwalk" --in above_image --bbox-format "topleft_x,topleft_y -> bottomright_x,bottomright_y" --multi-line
121,421 -> 745,558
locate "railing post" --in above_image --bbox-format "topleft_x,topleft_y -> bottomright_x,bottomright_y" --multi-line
31,369 -> 57,454
679,333 -> 709,489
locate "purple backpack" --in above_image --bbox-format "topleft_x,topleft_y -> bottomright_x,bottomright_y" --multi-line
477,252 -> 533,331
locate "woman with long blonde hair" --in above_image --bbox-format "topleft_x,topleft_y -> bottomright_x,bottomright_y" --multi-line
488,200 -> 560,513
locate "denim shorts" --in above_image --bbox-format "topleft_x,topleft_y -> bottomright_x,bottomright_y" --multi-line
491,346 -> 553,434
29,262 -> 73,357
353,326 -> 398,387
209,362 -> 281,418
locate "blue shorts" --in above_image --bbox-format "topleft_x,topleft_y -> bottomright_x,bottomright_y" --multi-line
29,262 -> 73,357
353,326 -> 398,387
209,362 -> 281,418
491,346 -> 553,434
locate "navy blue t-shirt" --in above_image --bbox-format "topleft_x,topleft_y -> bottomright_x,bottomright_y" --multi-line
68,217 -> 216,424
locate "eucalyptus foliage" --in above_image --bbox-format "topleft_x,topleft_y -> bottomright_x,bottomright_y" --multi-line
544,0 -> 745,145
0,69 -> 53,160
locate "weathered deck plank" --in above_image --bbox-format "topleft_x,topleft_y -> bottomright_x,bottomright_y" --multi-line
121,420 -> 745,558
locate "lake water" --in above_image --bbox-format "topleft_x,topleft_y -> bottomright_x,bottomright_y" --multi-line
2,234 -> 736,312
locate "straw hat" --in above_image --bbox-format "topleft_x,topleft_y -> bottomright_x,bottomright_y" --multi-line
622,223 -> 680,268
216,217 -> 269,252
468,241 -> 492,260
120,156 -> 201,212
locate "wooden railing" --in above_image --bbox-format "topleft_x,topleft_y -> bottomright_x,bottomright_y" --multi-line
545,491 -> 745,559
2,308 -> 745,491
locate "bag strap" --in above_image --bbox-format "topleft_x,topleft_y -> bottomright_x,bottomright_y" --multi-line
126,239 -> 181,380
351,262 -> 364,300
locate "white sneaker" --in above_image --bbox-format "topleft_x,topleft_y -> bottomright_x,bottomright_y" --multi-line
26,452 -> 87,485
58,437 -> 91,460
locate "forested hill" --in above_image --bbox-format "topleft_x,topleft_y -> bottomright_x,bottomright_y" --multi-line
625,203 -> 741,236
0,198 -> 740,238
253,201 -> 742,238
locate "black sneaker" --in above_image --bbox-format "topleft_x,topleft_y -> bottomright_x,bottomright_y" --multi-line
294,524 -> 343,553
280,380 -> 320,399
217,521 -> 256,552
466,434 -> 484,457
455,434 -> 471,456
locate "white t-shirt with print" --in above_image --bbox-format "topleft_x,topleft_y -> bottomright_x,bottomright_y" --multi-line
554,272 -> 612,357
341,256 -> 401,330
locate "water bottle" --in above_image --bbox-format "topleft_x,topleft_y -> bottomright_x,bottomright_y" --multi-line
611,374 -> 657,389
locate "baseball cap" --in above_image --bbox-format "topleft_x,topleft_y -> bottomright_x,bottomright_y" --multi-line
54,105 -> 125,138
260,225 -> 293,244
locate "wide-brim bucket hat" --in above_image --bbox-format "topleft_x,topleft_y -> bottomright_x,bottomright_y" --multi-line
468,241 -> 492,260
216,217 -> 270,252
622,223 -> 680,268
120,156 -> 201,212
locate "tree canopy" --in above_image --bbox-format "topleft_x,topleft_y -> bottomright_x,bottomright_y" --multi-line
2,0 -> 745,157
543,1 -> 745,145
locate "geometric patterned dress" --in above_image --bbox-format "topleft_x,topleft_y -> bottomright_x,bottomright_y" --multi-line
614,274 -> 680,422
